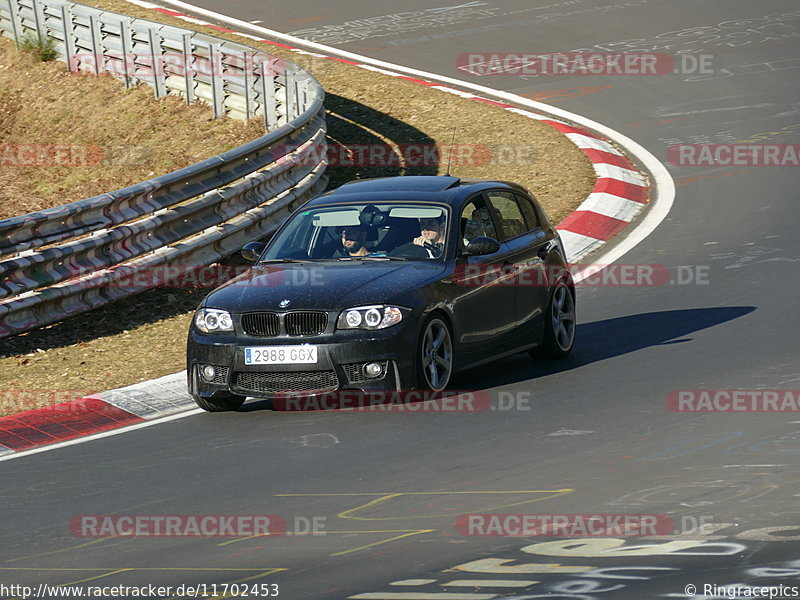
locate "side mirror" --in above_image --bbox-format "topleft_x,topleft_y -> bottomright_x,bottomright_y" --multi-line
463,236 -> 500,256
241,241 -> 265,263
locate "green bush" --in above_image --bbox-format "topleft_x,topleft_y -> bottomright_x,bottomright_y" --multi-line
19,33 -> 58,62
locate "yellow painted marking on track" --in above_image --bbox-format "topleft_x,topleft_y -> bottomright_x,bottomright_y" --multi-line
59,568 -> 132,585
217,533 -> 276,547
5,536 -> 126,562
331,530 -> 434,557
217,526 -> 437,557
218,529 -> 429,547
277,491 -> 575,521
325,530 -> 432,534
442,580 -> 538,588
338,494 -> 405,520
226,569 -> 285,583
0,567 -> 285,572
330,490 -> 575,520
459,491 -> 576,514
277,490 -> 573,496
350,593 -> 498,599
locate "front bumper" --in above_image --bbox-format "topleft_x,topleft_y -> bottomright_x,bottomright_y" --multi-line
187,319 -> 418,399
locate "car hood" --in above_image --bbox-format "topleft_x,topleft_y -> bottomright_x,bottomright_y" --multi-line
202,261 -> 447,312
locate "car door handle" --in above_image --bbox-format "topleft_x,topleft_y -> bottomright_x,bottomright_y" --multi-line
537,241 -> 556,259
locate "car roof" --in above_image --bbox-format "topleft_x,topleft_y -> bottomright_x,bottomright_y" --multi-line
303,176 -> 530,208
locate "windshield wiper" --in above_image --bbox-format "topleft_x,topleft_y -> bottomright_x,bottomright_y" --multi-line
257,258 -> 310,264
341,255 -> 408,261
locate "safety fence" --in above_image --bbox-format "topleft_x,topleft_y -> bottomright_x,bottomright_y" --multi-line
0,0 -> 328,338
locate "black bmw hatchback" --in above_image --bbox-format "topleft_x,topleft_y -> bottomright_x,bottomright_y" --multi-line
187,176 -> 575,411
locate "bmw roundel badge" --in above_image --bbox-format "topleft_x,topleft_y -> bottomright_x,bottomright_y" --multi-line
279,299 -> 291,308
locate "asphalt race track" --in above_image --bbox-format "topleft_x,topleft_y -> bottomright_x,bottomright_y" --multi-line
2,1 -> 800,598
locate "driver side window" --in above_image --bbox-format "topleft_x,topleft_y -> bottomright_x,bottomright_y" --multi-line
460,196 -> 498,247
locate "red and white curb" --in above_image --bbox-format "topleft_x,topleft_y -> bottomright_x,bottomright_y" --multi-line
0,0 -> 670,455
0,372 -> 191,455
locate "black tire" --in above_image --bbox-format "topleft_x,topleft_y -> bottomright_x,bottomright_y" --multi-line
416,314 -> 454,391
534,280 -> 576,359
193,394 -> 246,412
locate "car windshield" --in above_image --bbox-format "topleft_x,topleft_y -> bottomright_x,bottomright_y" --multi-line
261,203 -> 450,261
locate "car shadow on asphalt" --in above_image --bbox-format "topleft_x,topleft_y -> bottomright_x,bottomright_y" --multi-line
237,306 -> 756,413
449,305 -> 757,390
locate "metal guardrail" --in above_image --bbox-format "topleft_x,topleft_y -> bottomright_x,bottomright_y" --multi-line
0,0 -> 328,339
0,0 -> 309,123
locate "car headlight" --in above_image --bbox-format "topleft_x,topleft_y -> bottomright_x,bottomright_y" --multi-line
337,305 -> 406,330
194,308 -> 234,333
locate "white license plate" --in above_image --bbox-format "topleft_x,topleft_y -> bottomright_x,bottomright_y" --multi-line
244,345 -> 318,365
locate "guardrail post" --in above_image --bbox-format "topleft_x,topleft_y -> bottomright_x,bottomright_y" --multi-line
280,68 -> 289,125
8,0 -> 23,49
182,32 -> 195,104
260,60 -> 278,130
243,51 -> 254,119
209,43 -> 224,118
147,27 -> 166,97
120,17 -> 134,88
293,72 -> 301,120
300,77 -> 309,112
88,13 -> 102,75
284,65 -> 297,121
60,4 -> 76,70
32,0 -> 46,41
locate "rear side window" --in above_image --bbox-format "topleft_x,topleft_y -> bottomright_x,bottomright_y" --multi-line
515,193 -> 541,229
487,191 -> 527,240
460,196 -> 498,246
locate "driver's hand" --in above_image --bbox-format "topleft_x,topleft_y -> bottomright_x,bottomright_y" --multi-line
413,236 -> 425,246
